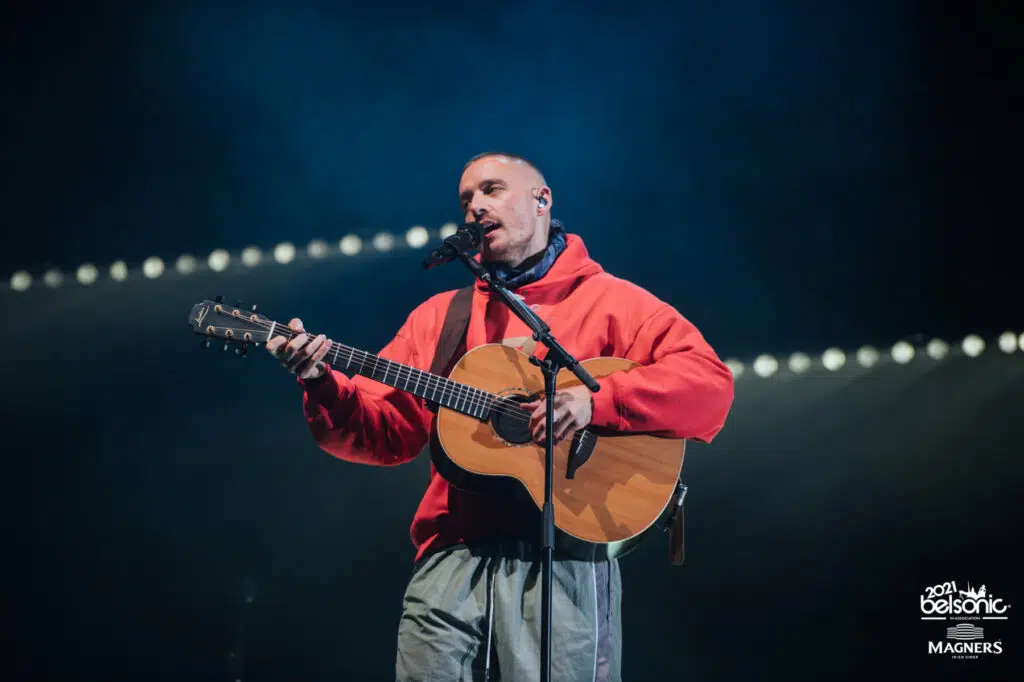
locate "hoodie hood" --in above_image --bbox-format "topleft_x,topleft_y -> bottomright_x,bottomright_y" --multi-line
473,224 -> 604,305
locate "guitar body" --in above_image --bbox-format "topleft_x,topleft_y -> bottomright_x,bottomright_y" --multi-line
434,344 -> 686,561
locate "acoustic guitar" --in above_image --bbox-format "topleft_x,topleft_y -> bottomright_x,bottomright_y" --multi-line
188,298 -> 688,561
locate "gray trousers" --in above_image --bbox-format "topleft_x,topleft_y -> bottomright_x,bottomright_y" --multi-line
396,540 -> 622,682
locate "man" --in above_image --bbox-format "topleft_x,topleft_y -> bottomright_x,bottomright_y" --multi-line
266,152 -> 735,681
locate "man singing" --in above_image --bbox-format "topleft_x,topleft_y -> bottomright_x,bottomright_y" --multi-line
266,152 -> 735,681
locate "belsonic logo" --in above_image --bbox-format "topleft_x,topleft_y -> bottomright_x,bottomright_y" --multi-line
922,581 -> 1010,660
920,581 -> 1011,620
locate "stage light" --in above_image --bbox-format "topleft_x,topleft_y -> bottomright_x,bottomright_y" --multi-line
724,359 -> 744,378
962,335 -> 984,357
373,232 -> 395,252
76,264 -> 98,285
891,341 -> 914,364
208,250 -> 230,272
142,257 -> 165,279
926,339 -> 949,360
997,331 -> 1017,354
176,254 -> 198,274
43,269 -> 63,288
307,239 -> 329,259
406,226 -> 430,248
273,242 -> 296,264
856,345 -> 880,368
11,271 -> 32,291
753,354 -> 778,378
240,247 -> 262,267
340,234 -> 362,256
788,352 -> 811,373
110,261 -> 128,281
440,222 -> 458,239
822,348 -> 846,371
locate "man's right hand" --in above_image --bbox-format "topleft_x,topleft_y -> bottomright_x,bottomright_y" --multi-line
266,318 -> 332,380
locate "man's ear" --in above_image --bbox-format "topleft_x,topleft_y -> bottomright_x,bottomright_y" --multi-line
534,187 -> 552,214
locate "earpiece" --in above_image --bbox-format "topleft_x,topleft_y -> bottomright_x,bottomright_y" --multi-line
537,196 -> 547,207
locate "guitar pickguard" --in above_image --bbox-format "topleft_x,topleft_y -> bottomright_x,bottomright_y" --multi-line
565,431 -> 596,479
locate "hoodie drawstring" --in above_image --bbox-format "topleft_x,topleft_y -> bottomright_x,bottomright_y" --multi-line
483,558 -> 497,681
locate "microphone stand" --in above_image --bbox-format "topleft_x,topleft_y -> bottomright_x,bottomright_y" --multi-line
452,247 -> 600,682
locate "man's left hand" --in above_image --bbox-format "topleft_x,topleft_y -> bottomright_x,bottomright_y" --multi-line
521,385 -> 594,446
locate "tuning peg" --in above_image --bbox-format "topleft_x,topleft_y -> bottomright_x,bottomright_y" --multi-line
235,346 -> 248,358
221,343 -> 230,352
215,295 -> 224,303
199,339 -> 210,350
251,304 -> 258,314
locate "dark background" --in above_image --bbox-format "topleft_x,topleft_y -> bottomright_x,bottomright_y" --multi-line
2,1 -> 1021,680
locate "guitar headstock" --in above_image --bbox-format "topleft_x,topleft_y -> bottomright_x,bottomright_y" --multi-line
188,296 -> 276,356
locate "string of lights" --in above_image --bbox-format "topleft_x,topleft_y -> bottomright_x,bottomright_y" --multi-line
5,224 -> 456,293
5,222 -> 1020,374
724,332 -> 1023,379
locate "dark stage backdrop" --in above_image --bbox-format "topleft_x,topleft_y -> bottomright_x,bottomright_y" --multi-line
2,256 -> 1021,681
2,0 -> 1022,680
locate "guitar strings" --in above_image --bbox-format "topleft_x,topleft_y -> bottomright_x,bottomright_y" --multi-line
203,318 -> 591,432
205,322 -> 596,449
278,325 -> 517,419
219,320 -> 526,423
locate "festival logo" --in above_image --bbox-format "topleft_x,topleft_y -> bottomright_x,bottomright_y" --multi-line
921,581 -> 1009,660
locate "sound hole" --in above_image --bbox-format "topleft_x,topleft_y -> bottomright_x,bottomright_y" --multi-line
489,394 -> 533,445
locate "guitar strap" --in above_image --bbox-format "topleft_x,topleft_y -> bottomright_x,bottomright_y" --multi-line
424,285 -> 475,412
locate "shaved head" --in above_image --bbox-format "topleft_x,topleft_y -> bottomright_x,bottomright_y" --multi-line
462,152 -> 547,186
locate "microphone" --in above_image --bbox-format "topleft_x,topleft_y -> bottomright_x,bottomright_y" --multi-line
422,221 -> 491,270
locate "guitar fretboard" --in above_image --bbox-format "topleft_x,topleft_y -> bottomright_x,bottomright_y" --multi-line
269,324 -> 496,420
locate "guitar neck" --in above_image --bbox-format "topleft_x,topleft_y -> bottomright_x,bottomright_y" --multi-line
268,322 -> 494,420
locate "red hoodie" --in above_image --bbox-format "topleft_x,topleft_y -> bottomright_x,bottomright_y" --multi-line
297,233 -> 735,563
